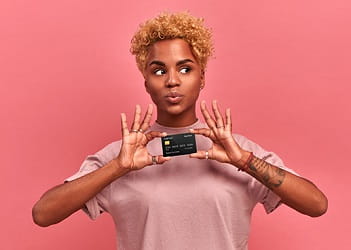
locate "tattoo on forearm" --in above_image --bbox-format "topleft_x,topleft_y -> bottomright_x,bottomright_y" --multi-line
247,156 -> 286,189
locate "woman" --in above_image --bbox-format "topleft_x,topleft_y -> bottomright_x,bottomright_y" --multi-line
32,12 -> 328,250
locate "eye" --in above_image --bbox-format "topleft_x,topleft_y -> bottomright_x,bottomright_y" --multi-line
179,67 -> 191,74
154,69 -> 166,75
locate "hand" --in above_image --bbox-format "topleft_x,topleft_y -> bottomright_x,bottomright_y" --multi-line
189,100 -> 248,167
115,104 -> 171,170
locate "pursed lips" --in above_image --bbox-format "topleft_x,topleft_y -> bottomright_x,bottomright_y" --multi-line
165,92 -> 184,104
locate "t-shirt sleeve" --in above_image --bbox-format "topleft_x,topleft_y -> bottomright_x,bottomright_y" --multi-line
234,134 -> 298,214
65,141 -> 121,220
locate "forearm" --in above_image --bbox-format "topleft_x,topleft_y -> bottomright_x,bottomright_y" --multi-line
238,151 -> 328,217
32,160 -> 129,227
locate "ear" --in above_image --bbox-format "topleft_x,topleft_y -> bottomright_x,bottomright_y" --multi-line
200,70 -> 205,90
144,80 -> 150,93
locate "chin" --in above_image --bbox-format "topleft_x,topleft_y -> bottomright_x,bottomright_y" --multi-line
164,105 -> 186,115
166,103 -> 197,117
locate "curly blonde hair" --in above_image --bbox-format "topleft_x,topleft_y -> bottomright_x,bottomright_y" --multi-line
130,12 -> 214,72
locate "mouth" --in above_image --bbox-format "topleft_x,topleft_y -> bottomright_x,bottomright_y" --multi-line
165,92 -> 184,104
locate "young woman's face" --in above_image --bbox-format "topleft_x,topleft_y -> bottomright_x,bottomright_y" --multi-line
143,38 -> 204,125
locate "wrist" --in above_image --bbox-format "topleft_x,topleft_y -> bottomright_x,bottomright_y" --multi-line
232,150 -> 252,171
108,159 -> 131,179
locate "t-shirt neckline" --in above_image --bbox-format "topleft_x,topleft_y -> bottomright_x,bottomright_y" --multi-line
150,119 -> 204,133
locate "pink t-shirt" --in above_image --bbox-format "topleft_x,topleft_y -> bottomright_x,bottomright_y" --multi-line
66,120 -> 292,250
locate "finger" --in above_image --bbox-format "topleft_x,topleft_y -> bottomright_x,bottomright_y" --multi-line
156,155 -> 172,164
212,100 -> 225,129
225,108 -> 232,131
145,131 -> 167,143
120,113 -> 129,137
189,150 -> 212,160
200,101 -> 217,130
189,128 -> 214,140
139,104 -> 153,132
130,105 -> 141,132
148,155 -> 171,165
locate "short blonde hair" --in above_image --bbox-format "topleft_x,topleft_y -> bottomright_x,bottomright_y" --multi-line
130,12 -> 214,72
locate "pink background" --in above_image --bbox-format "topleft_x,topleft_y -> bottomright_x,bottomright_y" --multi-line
1,0 -> 350,249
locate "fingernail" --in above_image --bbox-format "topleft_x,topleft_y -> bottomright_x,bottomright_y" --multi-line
189,129 -> 194,132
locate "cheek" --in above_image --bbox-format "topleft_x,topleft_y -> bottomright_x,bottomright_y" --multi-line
185,75 -> 202,90
146,83 -> 163,101
144,78 -> 159,93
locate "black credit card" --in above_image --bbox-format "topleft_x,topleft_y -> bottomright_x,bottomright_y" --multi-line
161,133 -> 197,157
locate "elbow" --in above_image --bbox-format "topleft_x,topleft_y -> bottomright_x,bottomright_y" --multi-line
32,203 -> 52,227
309,193 -> 328,217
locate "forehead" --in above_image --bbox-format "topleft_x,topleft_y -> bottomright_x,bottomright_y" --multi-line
146,38 -> 197,64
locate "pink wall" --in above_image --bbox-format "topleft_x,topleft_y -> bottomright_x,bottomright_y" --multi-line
1,0 -> 350,249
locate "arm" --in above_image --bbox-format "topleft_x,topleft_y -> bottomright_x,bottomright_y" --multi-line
190,100 -> 328,217
238,151 -> 328,217
32,104 -> 170,227
32,160 -> 129,227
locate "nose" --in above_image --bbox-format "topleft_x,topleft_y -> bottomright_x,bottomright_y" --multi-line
166,69 -> 180,88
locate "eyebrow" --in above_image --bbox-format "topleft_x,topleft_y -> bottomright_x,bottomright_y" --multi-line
148,59 -> 195,67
